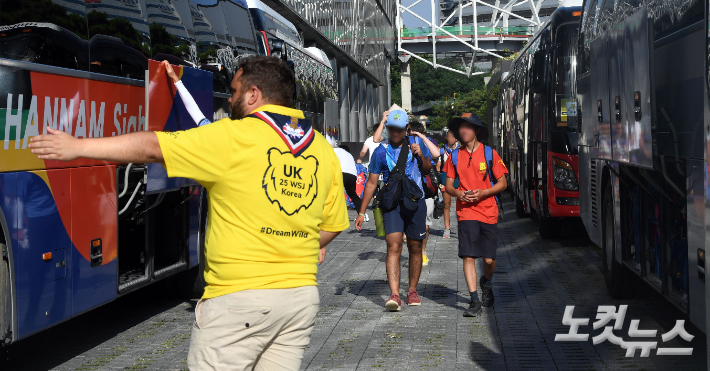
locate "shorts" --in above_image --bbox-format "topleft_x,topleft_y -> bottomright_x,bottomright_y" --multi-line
458,220 -> 498,259
425,198 -> 434,226
440,172 -> 459,189
383,198 -> 427,239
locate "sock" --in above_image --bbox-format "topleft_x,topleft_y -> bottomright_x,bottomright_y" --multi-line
470,291 -> 480,302
481,276 -> 492,287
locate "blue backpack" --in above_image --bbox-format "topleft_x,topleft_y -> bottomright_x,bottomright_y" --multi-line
450,145 -> 501,208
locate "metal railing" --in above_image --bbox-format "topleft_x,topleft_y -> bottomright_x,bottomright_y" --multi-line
401,26 -> 534,38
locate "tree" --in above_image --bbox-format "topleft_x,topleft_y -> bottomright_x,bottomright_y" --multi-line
0,0 -> 88,39
391,56 -> 485,107
149,23 -> 190,60
197,42 -> 217,65
427,86 -> 498,132
88,11 -> 150,57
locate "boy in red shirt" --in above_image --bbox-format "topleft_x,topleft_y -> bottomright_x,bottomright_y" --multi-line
442,113 -> 508,317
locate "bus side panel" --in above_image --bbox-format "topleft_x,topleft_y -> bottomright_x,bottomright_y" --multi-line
15,171 -> 72,339
70,166 -> 117,315
686,159 -> 706,332
146,61 -> 213,194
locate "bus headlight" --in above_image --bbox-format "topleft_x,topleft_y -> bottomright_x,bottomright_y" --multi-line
552,157 -> 578,191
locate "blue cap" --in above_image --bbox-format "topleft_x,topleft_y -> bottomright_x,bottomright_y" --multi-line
386,110 -> 408,129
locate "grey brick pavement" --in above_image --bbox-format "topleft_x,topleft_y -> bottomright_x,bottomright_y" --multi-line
0,197 -> 706,370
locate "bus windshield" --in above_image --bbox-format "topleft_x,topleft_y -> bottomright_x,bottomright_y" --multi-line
553,24 -> 579,133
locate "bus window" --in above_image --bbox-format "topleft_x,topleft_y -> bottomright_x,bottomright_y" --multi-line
0,0 -> 89,71
222,0 -> 257,53
86,0 -> 151,77
551,24 -> 580,155
554,25 -> 579,132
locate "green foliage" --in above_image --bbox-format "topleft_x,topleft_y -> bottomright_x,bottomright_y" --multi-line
88,12 -> 150,57
0,0 -> 88,39
149,23 -> 190,60
428,85 -> 499,132
196,42 -> 217,65
390,62 -> 402,106
390,57 -> 485,108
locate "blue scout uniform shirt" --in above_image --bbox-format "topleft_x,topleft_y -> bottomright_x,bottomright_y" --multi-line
368,136 -> 435,194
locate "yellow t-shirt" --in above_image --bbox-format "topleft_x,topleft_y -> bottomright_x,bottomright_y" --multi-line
155,104 -> 350,299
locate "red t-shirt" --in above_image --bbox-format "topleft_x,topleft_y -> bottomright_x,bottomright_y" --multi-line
442,144 -> 508,224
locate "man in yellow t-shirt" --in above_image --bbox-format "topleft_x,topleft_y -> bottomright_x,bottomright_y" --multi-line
28,56 -> 349,371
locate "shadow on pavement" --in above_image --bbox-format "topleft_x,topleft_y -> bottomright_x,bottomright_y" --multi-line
0,281 -> 192,371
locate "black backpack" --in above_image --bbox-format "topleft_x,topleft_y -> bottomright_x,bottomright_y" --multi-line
377,138 -> 421,212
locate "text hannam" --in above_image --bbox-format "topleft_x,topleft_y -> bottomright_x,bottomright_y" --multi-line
4,94 -> 145,150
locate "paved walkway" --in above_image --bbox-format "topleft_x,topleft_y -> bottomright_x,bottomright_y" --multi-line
0,197 -> 706,370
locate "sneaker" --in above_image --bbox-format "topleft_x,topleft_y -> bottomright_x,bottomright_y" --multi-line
463,301 -> 482,317
422,253 -> 429,266
407,291 -> 421,306
481,280 -> 494,307
364,213 -> 370,222
385,294 -> 402,311
443,229 -> 451,239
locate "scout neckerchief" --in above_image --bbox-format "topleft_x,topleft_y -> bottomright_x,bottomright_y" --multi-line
249,111 -> 315,157
444,142 -> 459,156
383,137 -> 414,178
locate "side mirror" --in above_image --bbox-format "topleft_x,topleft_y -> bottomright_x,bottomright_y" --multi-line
270,39 -> 285,56
531,49 -> 548,93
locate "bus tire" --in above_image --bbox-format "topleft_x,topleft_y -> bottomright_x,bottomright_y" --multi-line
515,195 -> 527,218
602,183 -> 635,299
538,216 -> 559,239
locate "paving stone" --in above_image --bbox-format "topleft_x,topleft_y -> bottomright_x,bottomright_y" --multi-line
0,198 -> 706,370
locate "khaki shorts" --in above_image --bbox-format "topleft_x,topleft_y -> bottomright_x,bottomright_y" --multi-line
188,285 -> 320,371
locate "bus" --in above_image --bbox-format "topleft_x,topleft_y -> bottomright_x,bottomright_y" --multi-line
495,0 -> 582,238
247,0 -> 337,133
0,0 -> 264,345
575,0 -> 706,332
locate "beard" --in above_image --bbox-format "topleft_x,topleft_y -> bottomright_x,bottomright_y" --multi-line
230,94 -> 248,120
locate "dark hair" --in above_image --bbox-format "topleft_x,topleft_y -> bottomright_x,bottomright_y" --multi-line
340,144 -> 351,152
237,56 -> 295,106
409,122 -> 425,133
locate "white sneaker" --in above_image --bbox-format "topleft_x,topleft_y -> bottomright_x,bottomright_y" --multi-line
364,213 -> 370,222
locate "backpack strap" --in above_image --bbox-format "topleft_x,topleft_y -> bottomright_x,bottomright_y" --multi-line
484,145 -> 500,205
392,137 -> 410,175
451,148 -> 459,180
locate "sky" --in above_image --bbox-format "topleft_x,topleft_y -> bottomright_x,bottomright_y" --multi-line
400,0 -> 437,28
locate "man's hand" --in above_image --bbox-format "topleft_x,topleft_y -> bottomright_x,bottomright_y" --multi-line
163,60 -> 180,84
318,247 -> 326,265
410,143 -> 422,158
29,127 -> 82,161
381,110 -> 390,124
471,189 -> 489,203
355,215 -> 365,230
356,159 -> 362,164
457,190 -> 475,203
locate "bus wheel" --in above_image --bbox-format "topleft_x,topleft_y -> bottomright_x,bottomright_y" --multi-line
515,195 -> 527,218
538,216 -> 559,239
602,183 -> 635,299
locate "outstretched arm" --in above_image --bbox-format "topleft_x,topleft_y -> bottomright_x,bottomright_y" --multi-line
29,127 -> 164,164
163,61 -> 210,127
